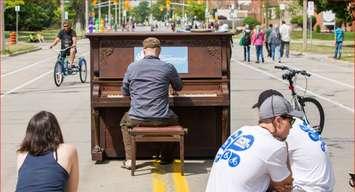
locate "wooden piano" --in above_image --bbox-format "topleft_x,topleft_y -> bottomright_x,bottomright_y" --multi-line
86,32 -> 233,161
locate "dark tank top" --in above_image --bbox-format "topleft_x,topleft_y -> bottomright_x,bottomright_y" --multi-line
16,151 -> 69,192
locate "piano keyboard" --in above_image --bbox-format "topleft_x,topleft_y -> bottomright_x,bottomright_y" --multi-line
107,94 -> 124,98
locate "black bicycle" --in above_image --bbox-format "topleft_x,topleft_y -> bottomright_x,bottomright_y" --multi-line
53,46 -> 87,87
275,65 -> 325,134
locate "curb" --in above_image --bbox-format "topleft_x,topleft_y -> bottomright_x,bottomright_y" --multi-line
8,47 -> 42,57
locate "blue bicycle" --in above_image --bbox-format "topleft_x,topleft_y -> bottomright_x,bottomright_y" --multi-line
53,46 -> 87,87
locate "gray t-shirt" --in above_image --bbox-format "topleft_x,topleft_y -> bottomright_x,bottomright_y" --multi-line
122,55 -> 183,120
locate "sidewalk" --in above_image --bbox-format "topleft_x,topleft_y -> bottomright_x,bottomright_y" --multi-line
292,40 -> 354,47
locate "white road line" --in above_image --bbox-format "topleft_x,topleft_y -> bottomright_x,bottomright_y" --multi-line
236,60 -> 354,113
1,52 -> 90,98
1,51 -> 89,78
1,57 -> 55,78
1,70 -> 52,98
291,66 -> 354,89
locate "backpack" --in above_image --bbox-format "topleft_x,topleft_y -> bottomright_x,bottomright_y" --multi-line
242,31 -> 251,45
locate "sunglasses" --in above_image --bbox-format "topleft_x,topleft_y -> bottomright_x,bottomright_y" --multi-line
280,115 -> 295,125
63,25 -> 69,28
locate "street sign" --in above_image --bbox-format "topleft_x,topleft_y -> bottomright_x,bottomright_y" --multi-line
279,4 -> 286,10
15,6 -> 20,12
64,11 -> 68,20
322,10 -> 335,26
307,1 -> 314,16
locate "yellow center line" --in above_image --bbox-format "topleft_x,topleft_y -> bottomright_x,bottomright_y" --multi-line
172,160 -> 189,192
152,160 -> 166,192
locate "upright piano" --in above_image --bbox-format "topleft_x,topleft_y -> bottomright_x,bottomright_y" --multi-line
86,32 -> 233,161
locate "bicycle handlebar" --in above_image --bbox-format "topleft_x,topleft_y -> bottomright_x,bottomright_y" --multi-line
275,65 -> 311,77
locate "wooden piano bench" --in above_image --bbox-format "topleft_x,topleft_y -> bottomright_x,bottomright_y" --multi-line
128,125 -> 187,176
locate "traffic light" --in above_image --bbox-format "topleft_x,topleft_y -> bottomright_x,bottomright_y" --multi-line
166,0 -> 171,10
124,0 -> 130,10
92,0 -> 97,6
113,0 -> 118,5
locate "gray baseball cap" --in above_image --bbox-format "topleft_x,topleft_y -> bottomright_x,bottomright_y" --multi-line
259,95 -> 304,120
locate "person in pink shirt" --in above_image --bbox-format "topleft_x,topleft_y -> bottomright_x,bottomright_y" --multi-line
252,25 -> 265,63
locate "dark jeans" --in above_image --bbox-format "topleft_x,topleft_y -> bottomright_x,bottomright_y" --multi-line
280,41 -> 290,58
255,45 -> 264,63
334,41 -> 343,59
120,112 -> 179,160
243,45 -> 250,62
265,42 -> 271,57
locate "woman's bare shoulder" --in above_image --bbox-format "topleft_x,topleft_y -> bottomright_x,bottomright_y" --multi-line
57,144 -> 77,156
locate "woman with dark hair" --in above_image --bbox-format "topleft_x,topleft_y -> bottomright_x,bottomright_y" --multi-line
16,111 -> 79,192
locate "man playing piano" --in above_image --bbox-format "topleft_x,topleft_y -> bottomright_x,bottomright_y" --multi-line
120,37 -> 183,169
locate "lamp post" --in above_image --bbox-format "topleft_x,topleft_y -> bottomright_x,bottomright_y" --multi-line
15,6 -> 20,44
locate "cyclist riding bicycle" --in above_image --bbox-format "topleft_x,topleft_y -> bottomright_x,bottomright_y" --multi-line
49,21 -> 77,69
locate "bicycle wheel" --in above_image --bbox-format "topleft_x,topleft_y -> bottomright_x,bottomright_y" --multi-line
54,62 -> 64,87
299,97 -> 325,134
78,58 -> 87,83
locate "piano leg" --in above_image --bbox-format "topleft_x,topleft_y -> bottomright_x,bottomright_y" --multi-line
92,109 -> 104,161
221,107 -> 230,143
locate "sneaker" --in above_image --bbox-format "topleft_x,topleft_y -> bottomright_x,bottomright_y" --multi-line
121,160 -> 132,170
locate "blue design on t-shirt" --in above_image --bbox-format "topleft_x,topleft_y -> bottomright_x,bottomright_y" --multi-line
222,150 -> 233,160
308,131 -> 320,141
298,120 -> 326,152
214,130 -> 255,168
320,141 -> 326,152
228,135 -> 254,151
221,130 -> 242,150
228,153 -> 241,167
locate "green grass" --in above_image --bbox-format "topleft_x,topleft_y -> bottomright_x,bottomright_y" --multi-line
291,31 -> 354,41
290,42 -> 354,63
3,42 -> 39,55
5,28 -> 85,43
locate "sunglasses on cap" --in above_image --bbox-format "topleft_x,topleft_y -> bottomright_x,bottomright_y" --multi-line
280,114 -> 295,125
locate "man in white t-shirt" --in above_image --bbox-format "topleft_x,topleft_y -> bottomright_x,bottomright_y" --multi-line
206,95 -> 304,192
252,89 -> 335,192
279,21 -> 291,58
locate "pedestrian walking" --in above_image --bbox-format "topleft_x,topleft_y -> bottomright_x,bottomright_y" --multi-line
265,24 -> 273,58
279,21 -> 291,58
239,25 -> 251,62
334,23 -> 344,59
269,26 -> 282,63
251,25 -> 265,63
205,95 -> 304,192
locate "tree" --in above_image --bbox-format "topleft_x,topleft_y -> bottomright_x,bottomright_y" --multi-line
185,1 -> 205,21
130,1 -> 150,24
5,0 -> 60,31
243,16 -> 260,29
297,0 -> 352,24
151,0 -> 167,21
65,0 -> 86,31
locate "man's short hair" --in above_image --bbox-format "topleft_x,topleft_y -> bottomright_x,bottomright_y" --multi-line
143,37 -> 161,49
282,21 -> 286,24
63,20 -> 71,27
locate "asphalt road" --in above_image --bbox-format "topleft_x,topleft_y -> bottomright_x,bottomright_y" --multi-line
1,39 -> 354,192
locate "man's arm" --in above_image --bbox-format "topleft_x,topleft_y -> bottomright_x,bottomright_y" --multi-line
50,37 -> 60,48
72,36 -> 77,47
169,65 -> 183,91
267,145 -> 293,192
121,66 -> 131,96
270,174 -> 293,192
72,30 -> 77,47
